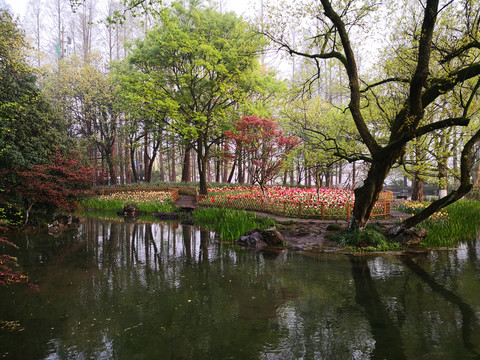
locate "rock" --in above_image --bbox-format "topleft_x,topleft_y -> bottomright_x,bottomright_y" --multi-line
153,212 -> 179,220
118,204 -> 140,217
261,227 -> 284,246
395,228 -> 428,246
235,227 -> 284,249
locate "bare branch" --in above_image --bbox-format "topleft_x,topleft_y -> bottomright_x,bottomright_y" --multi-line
360,77 -> 410,93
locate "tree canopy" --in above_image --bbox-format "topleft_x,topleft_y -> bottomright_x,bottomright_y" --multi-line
0,10 -> 69,169
118,1 -> 267,193
264,0 -> 480,233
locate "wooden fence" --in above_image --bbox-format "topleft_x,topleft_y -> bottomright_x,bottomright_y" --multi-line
197,191 -> 392,220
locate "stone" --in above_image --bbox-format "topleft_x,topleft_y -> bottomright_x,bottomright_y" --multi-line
395,228 -> 428,246
119,204 -> 140,217
261,227 -> 284,246
235,227 -> 284,249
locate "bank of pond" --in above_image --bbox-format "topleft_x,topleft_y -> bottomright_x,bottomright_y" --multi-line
0,211 -> 480,359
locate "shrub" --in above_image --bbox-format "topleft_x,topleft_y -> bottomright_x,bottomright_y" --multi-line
336,226 -> 387,248
326,223 -> 342,231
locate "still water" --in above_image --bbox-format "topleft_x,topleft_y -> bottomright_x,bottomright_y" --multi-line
1,216 -> 480,359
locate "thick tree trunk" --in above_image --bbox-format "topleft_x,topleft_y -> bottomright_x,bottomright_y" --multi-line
348,151 -> 401,231
106,153 -> 116,185
411,175 -> 424,202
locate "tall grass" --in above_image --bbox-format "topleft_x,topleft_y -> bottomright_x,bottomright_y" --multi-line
193,207 -> 276,242
420,200 -> 480,247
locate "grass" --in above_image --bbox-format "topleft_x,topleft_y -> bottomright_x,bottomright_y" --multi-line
418,200 -> 480,247
193,207 -> 276,242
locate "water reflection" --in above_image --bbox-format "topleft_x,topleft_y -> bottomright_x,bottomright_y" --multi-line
0,217 -> 479,359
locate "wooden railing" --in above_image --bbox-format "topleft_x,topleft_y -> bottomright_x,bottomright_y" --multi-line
196,191 -> 391,220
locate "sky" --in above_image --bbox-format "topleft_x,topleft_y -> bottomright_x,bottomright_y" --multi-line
4,0 -> 256,19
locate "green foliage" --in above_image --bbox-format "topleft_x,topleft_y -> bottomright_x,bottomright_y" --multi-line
419,200 -> 480,247
0,203 -> 23,228
334,224 -> 387,248
0,10 -> 70,169
193,207 -> 276,242
116,2 -> 267,193
326,223 -> 342,231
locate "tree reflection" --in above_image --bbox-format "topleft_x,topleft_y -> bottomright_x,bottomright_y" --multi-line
350,256 -> 406,359
400,254 -> 480,358
3,219 -> 480,359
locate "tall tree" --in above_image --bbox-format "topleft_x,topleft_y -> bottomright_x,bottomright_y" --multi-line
0,10 -> 69,169
266,0 -> 480,233
122,1 -> 266,193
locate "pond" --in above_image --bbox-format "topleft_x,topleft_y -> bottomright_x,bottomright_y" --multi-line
1,216 -> 480,359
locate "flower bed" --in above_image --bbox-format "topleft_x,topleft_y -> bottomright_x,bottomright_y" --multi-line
98,191 -> 172,203
80,190 -> 177,213
198,186 -> 391,220
95,187 -> 179,201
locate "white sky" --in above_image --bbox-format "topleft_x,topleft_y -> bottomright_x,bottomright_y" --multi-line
4,0 -> 256,18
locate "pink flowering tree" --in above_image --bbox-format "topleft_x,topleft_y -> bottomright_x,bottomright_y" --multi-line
225,116 -> 299,195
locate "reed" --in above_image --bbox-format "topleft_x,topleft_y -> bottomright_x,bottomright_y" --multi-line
193,207 -> 276,242
420,200 -> 480,247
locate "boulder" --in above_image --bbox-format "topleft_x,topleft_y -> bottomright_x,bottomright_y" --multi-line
395,228 -> 428,246
235,227 -> 284,249
118,204 -> 140,217
261,227 -> 284,246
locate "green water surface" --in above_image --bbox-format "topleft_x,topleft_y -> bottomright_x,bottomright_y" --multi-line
1,217 -> 479,359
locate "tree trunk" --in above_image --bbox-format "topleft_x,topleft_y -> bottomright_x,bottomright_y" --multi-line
159,152 -> 165,182
227,158 -> 236,183
181,145 -> 192,183
144,133 -> 150,182
197,139 -> 209,195
389,127 -> 480,236
130,146 -> 138,183
170,141 -> 176,182
237,146 -> 244,184
348,151 -> 400,230
411,174 -> 424,202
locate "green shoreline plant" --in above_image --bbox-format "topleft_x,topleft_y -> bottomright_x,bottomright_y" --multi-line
395,200 -> 480,247
192,207 -> 276,243
418,200 -> 480,247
